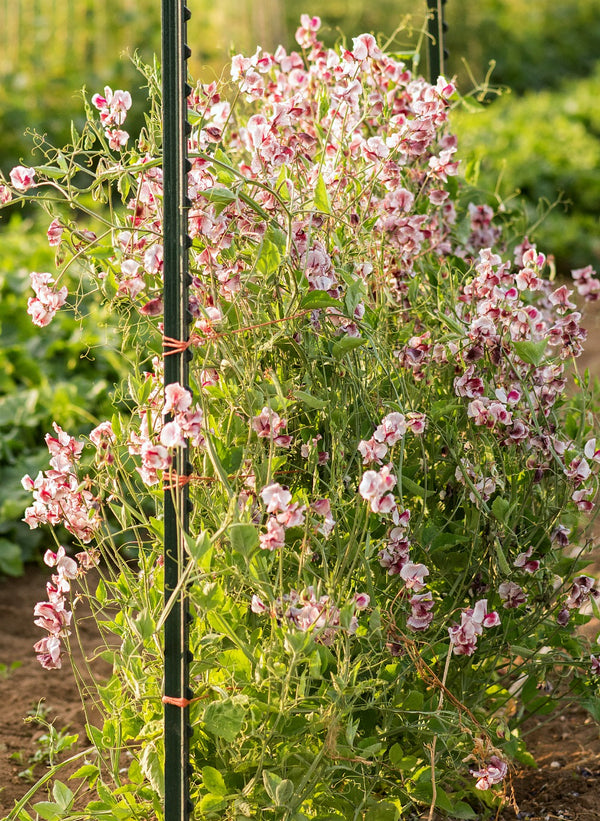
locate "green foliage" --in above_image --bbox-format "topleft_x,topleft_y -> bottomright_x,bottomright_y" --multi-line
444,0 -> 600,94
0,213 -> 126,574
454,65 -> 600,273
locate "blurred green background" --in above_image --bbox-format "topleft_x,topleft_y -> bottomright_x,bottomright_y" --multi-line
1,0 -> 600,573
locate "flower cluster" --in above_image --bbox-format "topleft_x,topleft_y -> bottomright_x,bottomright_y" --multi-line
91,86 -> 132,150
258,482 -> 306,550
470,755 -> 508,791
27,272 -> 68,327
448,599 -> 501,656
251,407 -> 292,448
358,413 -> 434,631
251,586 -> 369,645
128,379 -> 204,485
557,575 -> 600,625
33,545 -> 98,669
22,423 -> 101,543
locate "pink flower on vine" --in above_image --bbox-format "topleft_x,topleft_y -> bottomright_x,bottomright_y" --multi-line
252,407 -> 292,447
10,165 -> 36,191
260,482 -> 292,513
448,599 -> 500,656
47,218 -> 64,247
33,635 -> 63,670
163,383 -> 193,415
470,756 -> 508,790
259,517 -> 286,551
27,272 -> 68,327
0,184 -> 12,203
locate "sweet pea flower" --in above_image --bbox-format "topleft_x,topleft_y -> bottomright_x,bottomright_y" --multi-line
27,272 -> 68,327
33,635 -> 63,670
407,591 -> 435,631
471,756 -> 508,791
163,383 -> 193,415
449,599 -> 500,656
260,482 -> 292,513
44,546 -> 78,581
47,219 -> 64,247
498,581 -> 527,608
259,516 -> 286,550
10,165 -> 36,191
399,561 -> 429,592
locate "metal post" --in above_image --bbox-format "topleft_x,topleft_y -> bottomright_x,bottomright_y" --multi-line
162,0 -> 192,819
426,0 -> 448,82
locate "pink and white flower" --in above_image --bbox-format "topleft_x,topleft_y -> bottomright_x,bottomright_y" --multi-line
10,165 -> 36,191
471,756 -> 508,791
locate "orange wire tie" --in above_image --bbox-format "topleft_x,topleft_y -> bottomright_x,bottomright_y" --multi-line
163,310 -> 311,354
163,335 -> 193,355
163,472 -> 193,490
162,694 -> 207,708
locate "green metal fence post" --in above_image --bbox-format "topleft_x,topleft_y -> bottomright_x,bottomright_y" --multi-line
426,0 -> 448,82
162,0 -> 192,819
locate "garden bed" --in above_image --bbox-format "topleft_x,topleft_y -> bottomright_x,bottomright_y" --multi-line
0,566 -> 598,819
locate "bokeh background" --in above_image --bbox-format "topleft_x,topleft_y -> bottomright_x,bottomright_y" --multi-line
1,0 -> 600,575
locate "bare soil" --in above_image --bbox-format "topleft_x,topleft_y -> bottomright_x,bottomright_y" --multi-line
0,567 -> 110,818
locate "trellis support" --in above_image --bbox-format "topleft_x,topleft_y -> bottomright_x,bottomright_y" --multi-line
162,0 -> 192,819
426,0 -> 448,82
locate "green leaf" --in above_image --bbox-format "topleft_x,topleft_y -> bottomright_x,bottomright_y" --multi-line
399,474 -> 434,499
331,336 -> 367,359
492,496 -> 510,522
71,763 -> 100,783
52,781 -> 73,811
262,770 -> 283,802
218,648 -> 252,681
31,803 -> 61,821
34,166 -> 67,180
213,148 -> 238,184
300,291 -> 341,310
514,747 -> 537,768
430,532 -> 471,551
86,723 -> 103,750
198,187 -> 238,212
256,237 -> 282,276
388,743 -> 404,766
199,793 -> 227,813
295,390 -> 328,410
451,801 -> 479,818
275,778 -> 295,806
513,339 -> 549,367
202,766 -> 227,796
229,523 -> 259,556
203,696 -> 247,742
364,801 -> 399,821
140,742 -> 165,798
314,173 -> 332,214
185,530 -> 213,570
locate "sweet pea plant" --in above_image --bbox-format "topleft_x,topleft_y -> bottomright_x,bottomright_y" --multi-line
3,16 -> 600,821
